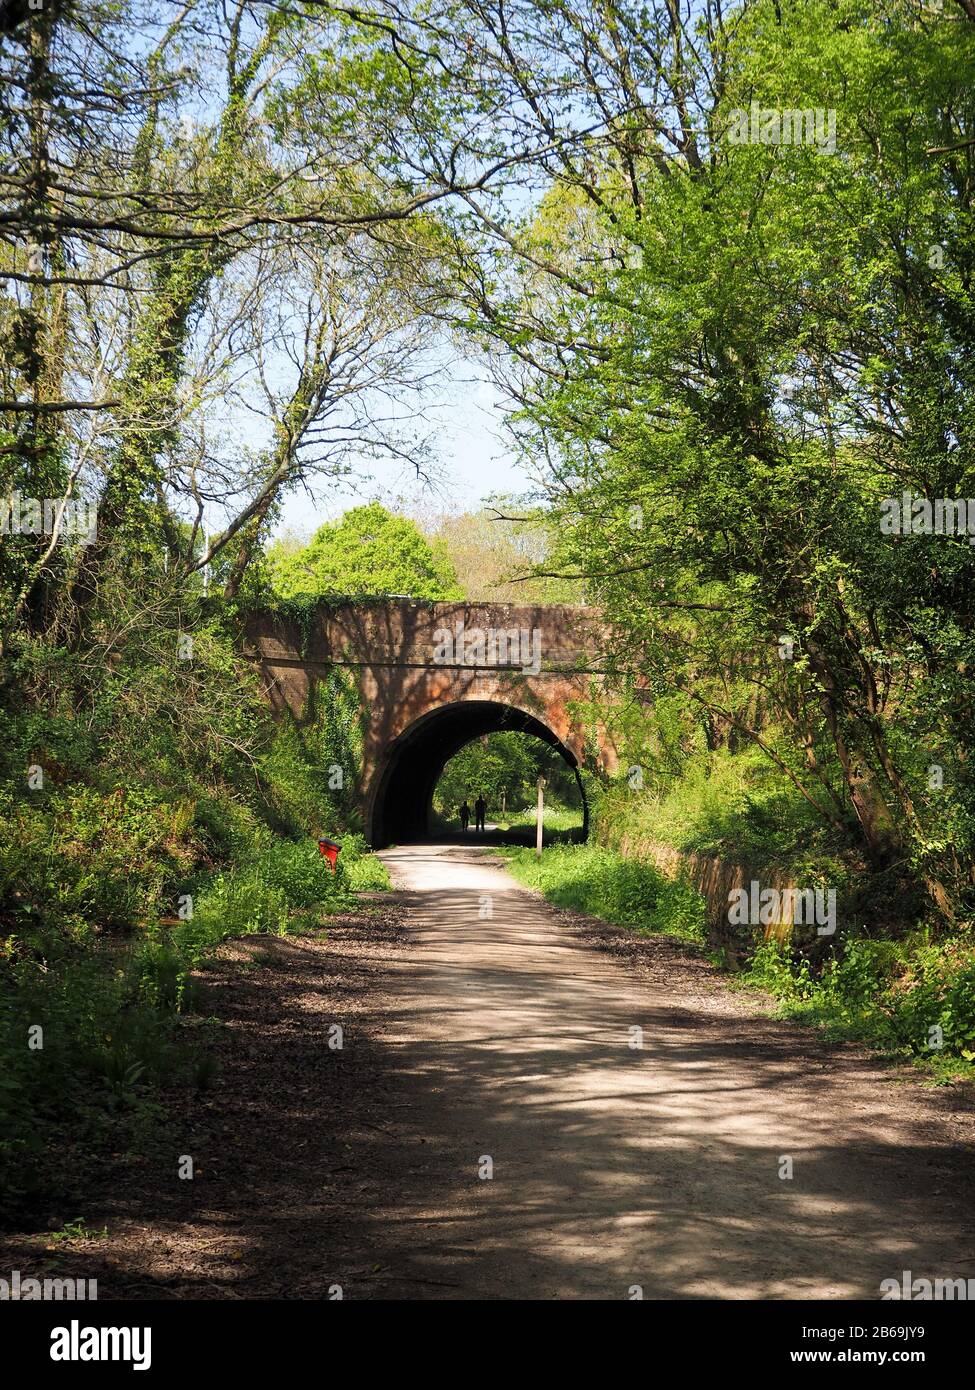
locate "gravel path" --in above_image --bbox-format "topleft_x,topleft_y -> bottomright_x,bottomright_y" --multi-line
5,843 -> 973,1301
366,843 -> 975,1299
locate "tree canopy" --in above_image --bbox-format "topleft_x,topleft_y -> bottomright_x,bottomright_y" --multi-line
266,503 -> 463,600
433,731 -> 581,818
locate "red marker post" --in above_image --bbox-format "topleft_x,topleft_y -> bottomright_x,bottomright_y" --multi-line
317,837 -> 341,872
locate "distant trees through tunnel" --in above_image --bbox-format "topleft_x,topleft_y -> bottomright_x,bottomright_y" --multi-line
432,731 -> 585,841
368,701 -> 587,847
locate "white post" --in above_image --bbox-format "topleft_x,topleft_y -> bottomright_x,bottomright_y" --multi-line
536,775 -> 545,858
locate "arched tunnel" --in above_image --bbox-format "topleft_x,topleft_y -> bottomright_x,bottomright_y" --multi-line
368,700 -> 588,847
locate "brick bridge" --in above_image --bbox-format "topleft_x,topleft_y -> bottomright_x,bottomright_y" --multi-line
243,600 -> 619,845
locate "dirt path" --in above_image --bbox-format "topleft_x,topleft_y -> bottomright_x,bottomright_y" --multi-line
5,842 -> 973,1301
366,843 -> 975,1299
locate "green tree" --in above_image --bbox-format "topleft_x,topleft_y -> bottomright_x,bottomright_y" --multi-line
444,0 -> 975,923
433,732 -> 580,820
266,503 -> 463,600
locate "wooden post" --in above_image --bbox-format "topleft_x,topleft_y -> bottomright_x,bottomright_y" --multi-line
536,775 -> 545,858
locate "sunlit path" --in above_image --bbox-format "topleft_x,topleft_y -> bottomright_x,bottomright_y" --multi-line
364,844 -> 975,1300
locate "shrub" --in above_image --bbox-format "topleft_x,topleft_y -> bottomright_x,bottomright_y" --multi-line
0,613 -> 388,1208
742,934 -> 975,1069
507,843 -> 706,944
0,945 -> 177,1204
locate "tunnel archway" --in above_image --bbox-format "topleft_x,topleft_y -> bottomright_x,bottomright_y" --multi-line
368,700 -> 589,847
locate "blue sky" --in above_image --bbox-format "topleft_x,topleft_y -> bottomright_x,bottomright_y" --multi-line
274,358 -> 529,539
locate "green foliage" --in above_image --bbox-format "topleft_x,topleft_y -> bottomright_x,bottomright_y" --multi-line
597,746 -> 835,865
483,0 -> 975,924
593,750 -> 880,951
0,600 -> 388,1206
47,1218 -> 108,1244
744,936 -> 975,1078
501,804 -> 583,835
423,508 -> 584,604
0,944 -> 179,1203
266,502 -> 463,601
0,783 -> 198,941
7,0 -> 975,1214
340,832 -> 392,891
432,730 -> 583,820
134,835 -> 369,1012
507,842 -> 707,945
268,666 -> 366,833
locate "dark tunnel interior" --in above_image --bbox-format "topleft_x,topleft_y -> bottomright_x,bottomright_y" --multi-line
368,700 -> 588,847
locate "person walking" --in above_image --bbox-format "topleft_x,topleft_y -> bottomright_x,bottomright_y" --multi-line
474,793 -> 486,834
459,800 -> 470,833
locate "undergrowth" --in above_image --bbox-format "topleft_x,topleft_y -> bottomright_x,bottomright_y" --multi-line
0,609 -> 389,1211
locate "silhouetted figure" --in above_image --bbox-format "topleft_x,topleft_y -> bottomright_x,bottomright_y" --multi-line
474,794 -> 486,833
459,800 -> 470,833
